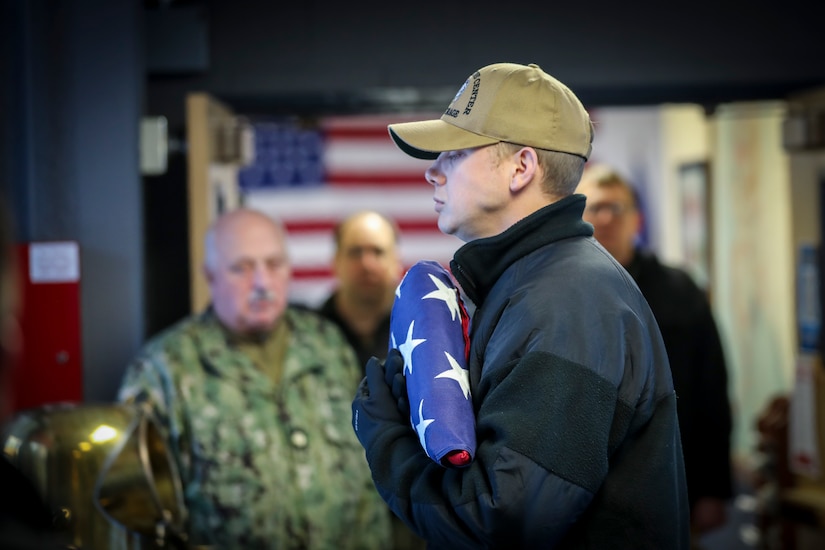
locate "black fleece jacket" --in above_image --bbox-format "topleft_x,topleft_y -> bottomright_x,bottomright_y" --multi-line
365,195 -> 690,549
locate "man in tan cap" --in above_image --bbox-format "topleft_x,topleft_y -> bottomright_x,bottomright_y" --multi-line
352,62 -> 690,548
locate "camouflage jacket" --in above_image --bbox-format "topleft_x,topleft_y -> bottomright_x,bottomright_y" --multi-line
118,307 -> 390,549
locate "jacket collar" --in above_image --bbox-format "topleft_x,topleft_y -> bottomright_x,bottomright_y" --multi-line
450,194 -> 593,307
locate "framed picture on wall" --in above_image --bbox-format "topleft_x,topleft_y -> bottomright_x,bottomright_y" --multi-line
678,161 -> 711,291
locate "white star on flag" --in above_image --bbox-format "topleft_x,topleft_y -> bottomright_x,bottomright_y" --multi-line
414,399 -> 435,457
423,273 -> 462,321
397,320 -> 426,376
395,268 -> 411,299
435,351 -> 472,400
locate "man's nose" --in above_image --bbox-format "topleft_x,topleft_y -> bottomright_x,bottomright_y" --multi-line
358,250 -> 382,270
252,263 -> 272,286
425,163 -> 444,187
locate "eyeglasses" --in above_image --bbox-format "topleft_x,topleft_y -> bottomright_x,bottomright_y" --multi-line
583,202 -> 634,217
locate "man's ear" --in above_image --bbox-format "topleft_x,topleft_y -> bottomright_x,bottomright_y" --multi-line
509,147 -> 539,193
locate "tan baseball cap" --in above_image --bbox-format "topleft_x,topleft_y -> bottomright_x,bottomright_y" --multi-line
388,62 -> 593,161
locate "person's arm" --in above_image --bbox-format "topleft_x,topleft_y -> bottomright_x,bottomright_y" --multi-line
353,348 -> 608,548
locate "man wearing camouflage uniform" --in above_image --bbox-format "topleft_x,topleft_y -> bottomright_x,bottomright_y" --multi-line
118,208 -> 390,549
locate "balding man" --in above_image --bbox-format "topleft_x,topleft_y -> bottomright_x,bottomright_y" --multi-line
118,208 -> 390,549
317,211 -> 429,550
318,210 -> 404,367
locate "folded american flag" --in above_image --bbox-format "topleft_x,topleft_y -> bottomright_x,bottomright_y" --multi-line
389,260 -> 476,467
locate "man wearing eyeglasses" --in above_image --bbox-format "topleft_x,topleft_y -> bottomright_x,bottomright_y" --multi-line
577,164 -> 734,548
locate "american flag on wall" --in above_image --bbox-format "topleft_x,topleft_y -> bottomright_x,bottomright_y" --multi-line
240,113 -> 464,307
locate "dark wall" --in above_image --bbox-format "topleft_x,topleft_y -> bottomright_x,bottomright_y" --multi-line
146,0 -> 825,124
1,0 -> 144,402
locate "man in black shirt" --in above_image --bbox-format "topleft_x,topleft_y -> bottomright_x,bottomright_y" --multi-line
317,210 -> 427,550
577,164 -> 734,544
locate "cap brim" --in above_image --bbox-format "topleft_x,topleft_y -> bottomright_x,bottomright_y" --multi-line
388,119 -> 500,160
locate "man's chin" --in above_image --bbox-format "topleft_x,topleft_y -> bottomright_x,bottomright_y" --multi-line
239,324 -> 276,342
355,282 -> 385,296
243,314 -> 279,334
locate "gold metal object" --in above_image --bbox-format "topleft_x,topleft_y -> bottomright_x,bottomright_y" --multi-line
2,402 -> 187,549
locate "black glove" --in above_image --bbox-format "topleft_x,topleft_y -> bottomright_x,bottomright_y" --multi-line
385,348 -> 410,419
352,352 -> 408,454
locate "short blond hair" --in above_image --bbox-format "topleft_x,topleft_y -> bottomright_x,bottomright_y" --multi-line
494,142 -> 586,198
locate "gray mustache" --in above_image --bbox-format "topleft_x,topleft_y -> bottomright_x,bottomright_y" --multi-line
248,288 -> 276,303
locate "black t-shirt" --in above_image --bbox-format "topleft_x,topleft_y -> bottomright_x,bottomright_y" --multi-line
315,294 -> 392,369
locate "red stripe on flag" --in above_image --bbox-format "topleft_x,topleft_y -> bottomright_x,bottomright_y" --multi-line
292,267 -> 334,279
284,220 -> 441,232
323,127 -> 394,140
291,262 -> 443,281
326,173 -> 427,185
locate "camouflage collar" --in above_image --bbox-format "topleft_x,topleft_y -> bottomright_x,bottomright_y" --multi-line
189,308 -> 319,387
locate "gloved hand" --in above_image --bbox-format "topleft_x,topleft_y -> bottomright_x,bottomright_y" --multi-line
384,348 -> 410,419
352,352 -> 409,454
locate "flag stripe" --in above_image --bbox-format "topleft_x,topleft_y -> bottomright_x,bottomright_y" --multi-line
324,139 -> 431,176
326,173 -> 426,185
283,219 -> 442,233
244,186 -> 444,220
